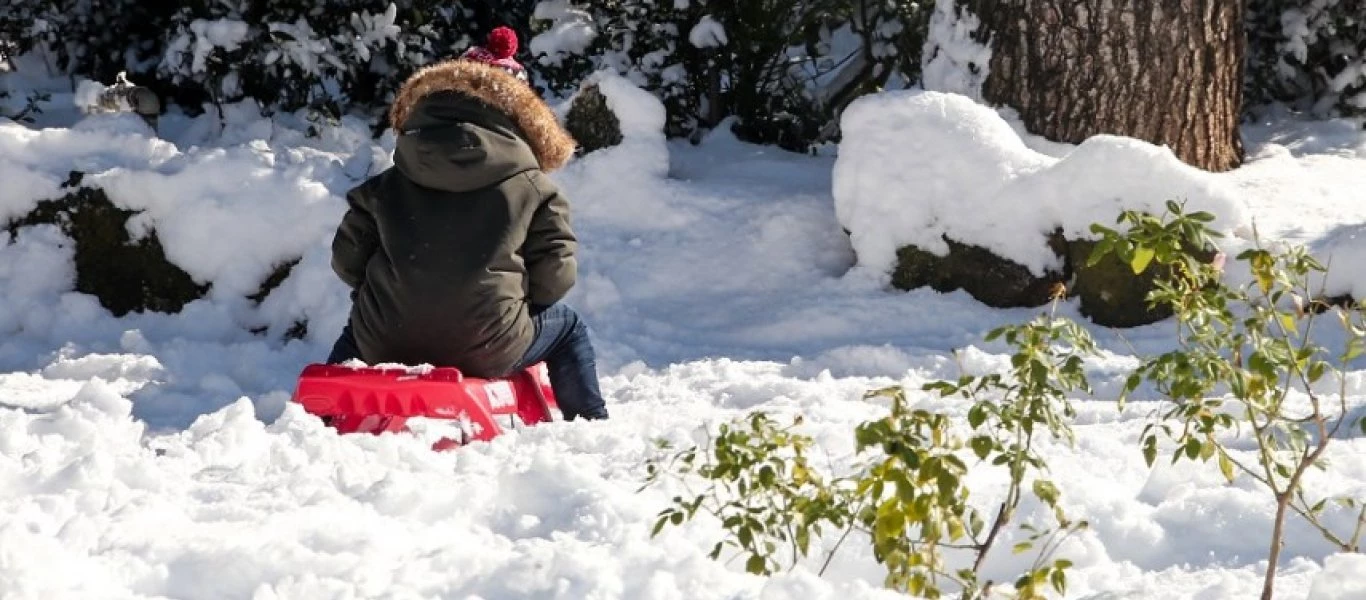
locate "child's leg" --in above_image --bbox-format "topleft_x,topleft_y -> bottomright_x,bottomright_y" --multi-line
327,324 -> 363,364
515,303 -> 609,421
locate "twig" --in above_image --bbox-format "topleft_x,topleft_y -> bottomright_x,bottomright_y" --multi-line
818,521 -> 858,576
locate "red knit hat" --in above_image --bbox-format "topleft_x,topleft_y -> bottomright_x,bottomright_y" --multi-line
460,27 -> 528,82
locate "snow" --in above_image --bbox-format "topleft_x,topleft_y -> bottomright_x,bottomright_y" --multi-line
554,72 -> 676,230
347,4 -> 402,63
267,19 -> 336,77
920,0 -> 992,100
0,159 -> 61,223
688,15 -> 728,49
1308,553 -> 1366,600
90,142 -> 342,298
72,79 -> 110,112
1271,0 -> 1366,115
531,1 -> 600,66
3,63 -> 1366,599
834,90 -> 1247,276
160,18 -> 251,76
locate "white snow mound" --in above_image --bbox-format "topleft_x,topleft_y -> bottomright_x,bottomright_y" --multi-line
834,90 -> 1249,277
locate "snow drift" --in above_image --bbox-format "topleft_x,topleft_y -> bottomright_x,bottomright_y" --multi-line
2,63 -> 1366,599
833,89 -> 1250,278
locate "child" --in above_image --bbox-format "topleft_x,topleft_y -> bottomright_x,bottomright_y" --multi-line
326,27 -> 608,421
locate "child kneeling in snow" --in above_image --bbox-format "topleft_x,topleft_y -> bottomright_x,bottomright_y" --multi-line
325,28 -> 609,421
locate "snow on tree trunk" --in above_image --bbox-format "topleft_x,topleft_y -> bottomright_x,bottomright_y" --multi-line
954,0 -> 1246,173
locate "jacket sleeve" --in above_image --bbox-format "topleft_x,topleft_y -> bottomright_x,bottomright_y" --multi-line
331,186 -> 380,290
523,172 -> 578,307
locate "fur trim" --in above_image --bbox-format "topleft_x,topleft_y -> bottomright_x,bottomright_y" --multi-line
390,60 -> 576,171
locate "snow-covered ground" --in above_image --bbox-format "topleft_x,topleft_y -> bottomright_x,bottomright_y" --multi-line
2,63 -> 1365,599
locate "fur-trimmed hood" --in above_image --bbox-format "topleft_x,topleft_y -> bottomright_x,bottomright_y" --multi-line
390,60 -> 575,172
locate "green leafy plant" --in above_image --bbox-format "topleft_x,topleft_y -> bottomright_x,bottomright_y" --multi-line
645,296 -> 1092,598
1092,202 -> 1366,600
921,302 -> 1094,598
644,412 -> 853,577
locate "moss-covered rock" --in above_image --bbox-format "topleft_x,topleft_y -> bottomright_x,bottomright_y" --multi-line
890,244 -> 950,292
5,173 -> 208,316
563,84 -> 622,154
1066,239 -> 1221,328
891,233 -> 1066,308
882,224 -> 1258,328
1066,240 -> 1169,327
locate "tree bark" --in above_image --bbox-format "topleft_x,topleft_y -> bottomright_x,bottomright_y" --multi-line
959,0 -> 1245,172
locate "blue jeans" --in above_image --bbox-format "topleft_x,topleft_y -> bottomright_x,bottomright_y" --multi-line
326,302 -> 608,421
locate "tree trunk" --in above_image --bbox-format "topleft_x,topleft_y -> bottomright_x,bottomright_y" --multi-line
958,0 -> 1245,172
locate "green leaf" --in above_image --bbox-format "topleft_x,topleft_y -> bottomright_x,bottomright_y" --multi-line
1012,541 -> 1033,554
1310,498 -> 1328,515
968,404 -> 987,429
1051,568 -> 1068,594
1087,239 -> 1114,267
1184,437 -> 1202,460
1308,360 -> 1328,384
947,517 -> 966,541
1130,246 -> 1156,274
1346,338 -> 1366,362
1142,436 -> 1157,466
745,554 -> 767,575
938,471 -> 961,502
1033,480 -> 1061,508
970,436 -> 993,460
969,510 -> 986,537
1278,312 -> 1299,335
1218,451 -> 1235,483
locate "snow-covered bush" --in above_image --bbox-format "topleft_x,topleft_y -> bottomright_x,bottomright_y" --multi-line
0,0 -> 173,85
532,0 -> 715,139
1247,0 -> 1366,116
553,72 -> 677,229
156,1 -> 480,119
2,0 -> 532,123
560,71 -> 668,173
531,0 -> 930,152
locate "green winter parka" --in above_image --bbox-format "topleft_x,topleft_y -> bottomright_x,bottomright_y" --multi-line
331,59 -> 579,376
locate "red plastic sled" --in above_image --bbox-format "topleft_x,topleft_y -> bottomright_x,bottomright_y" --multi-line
291,362 -> 558,450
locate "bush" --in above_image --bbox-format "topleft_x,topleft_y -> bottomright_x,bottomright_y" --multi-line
646,295 -> 1091,598
648,203 -> 1365,599
155,0 -> 490,120
1094,203 -> 1366,600
1247,0 -> 1366,117
1,0 -> 534,123
0,0 -> 174,86
531,0 -> 930,152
